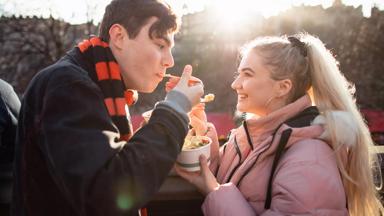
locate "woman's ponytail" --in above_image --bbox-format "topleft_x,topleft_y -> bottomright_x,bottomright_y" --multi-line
303,34 -> 383,216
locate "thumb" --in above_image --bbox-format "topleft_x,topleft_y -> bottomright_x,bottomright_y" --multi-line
199,154 -> 209,174
179,65 -> 193,86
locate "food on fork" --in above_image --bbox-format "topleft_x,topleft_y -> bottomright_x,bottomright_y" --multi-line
201,93 -> 215,103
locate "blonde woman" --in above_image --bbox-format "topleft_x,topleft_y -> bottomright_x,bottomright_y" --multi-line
176,33 -> 384,215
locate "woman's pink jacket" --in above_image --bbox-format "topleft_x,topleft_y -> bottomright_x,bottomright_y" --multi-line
202,96 -> 348,216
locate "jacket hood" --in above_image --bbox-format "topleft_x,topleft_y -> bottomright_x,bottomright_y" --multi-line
312,111 -> 357,147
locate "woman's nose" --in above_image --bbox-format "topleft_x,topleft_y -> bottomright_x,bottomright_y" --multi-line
231,77 -> 241,90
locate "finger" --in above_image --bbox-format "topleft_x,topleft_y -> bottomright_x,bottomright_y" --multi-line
166,74 -> 200,86
187,76 -> 203,86
165,84 -> 171,92
190,115 -> 205,125
165,82 -> 177,92
199,154 -> 209,173
179,65 -> 193,86
190,107 -> 205,115
168,77 -> 181,83
206,122 -> 215,129
189,116 -> 206,131
190,81 -> 204,90
165,81 -> 177,87
189,108 -> 203,116
189,83 -> 204,97
174,165 -> 195,183
192,103 -> 205,110
189,111 -> 203,119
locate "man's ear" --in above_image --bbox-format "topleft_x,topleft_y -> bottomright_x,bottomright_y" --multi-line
276,79 -> 292,98
108,24 -> 127,50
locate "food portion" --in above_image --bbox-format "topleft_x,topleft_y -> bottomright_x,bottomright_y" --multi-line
182,135 -> 211,150
201,93 -> 215,103
177,134 -> 212,171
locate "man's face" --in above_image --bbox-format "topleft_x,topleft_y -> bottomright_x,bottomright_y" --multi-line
113,17 -> 175,93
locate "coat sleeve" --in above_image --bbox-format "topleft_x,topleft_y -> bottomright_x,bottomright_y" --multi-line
38,74 -> 188,214
201,183 -> 255,216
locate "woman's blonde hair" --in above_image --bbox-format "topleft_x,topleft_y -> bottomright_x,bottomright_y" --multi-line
243,33 -> 383,216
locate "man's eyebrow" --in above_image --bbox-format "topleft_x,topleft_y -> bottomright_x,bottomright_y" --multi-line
157,37 -> 172,47
240,67 -> 255,73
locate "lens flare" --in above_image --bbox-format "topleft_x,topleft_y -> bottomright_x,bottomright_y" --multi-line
117,193 -> 133,210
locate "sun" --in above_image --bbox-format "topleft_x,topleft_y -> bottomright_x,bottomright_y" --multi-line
207,0 -> 293,30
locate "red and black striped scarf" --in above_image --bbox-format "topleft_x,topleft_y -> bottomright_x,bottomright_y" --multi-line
77,36 -> 137,141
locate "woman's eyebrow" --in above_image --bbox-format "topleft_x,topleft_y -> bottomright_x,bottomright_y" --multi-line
239,67 -> 255,74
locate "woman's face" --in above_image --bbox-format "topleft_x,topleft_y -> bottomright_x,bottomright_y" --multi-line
231,51 -> 280,116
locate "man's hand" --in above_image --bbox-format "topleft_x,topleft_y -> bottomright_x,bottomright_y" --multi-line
165,68 -> 202,92
171,65 -> 204,107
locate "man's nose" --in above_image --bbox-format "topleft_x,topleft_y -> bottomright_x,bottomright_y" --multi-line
163,51 -> 174,68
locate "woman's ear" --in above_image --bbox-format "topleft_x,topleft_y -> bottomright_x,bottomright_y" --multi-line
108,24 -> 127,50
276,79 -> 292,98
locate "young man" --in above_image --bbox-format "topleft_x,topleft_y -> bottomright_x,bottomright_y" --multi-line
12,0 -> 203,215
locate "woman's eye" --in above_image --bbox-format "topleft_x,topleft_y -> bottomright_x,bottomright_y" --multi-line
157,44 -> 165,49
244,72 -> 252,77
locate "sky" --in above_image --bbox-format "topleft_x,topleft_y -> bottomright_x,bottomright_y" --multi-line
1,0 -> 383,24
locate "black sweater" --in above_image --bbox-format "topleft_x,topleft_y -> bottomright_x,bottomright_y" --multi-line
13,49 -> 188,216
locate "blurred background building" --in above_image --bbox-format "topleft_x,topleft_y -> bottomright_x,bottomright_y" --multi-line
0,0 -> 383,141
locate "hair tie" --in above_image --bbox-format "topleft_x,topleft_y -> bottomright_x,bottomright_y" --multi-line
288,36 -> 307,57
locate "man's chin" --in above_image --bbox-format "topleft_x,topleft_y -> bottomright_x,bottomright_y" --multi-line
136,85 -> 158,93
138,89 -> 154,93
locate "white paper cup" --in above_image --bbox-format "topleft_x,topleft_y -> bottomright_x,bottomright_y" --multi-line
176,136 -> 212,172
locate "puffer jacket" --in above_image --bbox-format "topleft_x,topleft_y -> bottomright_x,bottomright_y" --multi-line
202,95 -> 349,216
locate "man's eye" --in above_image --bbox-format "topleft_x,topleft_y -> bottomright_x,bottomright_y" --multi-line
157,44 -> 165,49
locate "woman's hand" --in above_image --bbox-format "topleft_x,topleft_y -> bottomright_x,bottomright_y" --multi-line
175,155 -> 220,196
189,103 -> 208,136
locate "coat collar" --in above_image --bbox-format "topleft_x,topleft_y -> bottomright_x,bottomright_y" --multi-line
234,94 -> 315,150
64,48 -> 94,76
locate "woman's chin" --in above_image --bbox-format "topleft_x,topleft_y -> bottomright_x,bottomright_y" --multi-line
236,105 -> 247,113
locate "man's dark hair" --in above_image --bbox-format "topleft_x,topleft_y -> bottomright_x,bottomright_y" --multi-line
99,0 -> 179,42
